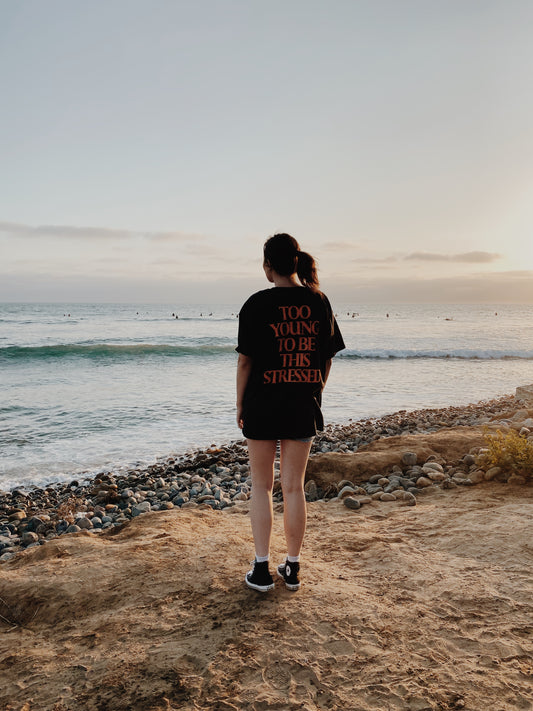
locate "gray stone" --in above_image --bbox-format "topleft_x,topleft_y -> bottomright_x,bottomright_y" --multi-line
366,485 -> 383,495
66,524 -> 81,533
463,454 -> 476,466
508,474 -> 526,485
469,470 -> 485,484
0,552 -> 15,562
511,408 -> 530,421
380,492 -> 396,502
384,483 -> 401,493
422,462 -> 444,473
22,531 -> 39,545
338,485 -> 357,499
416,476 -> 433,488
343,497 -> 361,510
484,466 -> 502,481
441,478 -> 457,489
25,516 -> 45,532
425,471 -> 447,482
132,501 -> 151,516
232,492 -> 248,501
515,385 -> 533,406
76,517 -> 93,530
403,492 -> 417,506
181,500 -> 198,509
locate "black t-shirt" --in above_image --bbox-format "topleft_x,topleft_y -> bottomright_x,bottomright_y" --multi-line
236,286 -> 345,439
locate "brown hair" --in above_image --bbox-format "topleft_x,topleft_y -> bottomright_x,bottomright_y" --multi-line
263,233 -> 319,290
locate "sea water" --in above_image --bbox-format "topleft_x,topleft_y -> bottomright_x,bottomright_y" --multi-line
1,302 -> 533,490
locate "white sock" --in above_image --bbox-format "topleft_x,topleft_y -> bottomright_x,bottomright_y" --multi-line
287,555 -> 300,563
255,554 -> 269,563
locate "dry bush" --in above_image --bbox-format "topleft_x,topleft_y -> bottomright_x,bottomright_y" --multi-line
477,429 -> 533,481
55,495 -> 87,522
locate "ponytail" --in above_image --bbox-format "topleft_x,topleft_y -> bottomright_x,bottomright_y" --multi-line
264,233 -> 320,291
296,250 -> 319,291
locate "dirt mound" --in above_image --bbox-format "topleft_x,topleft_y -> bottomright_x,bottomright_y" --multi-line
1,479 -> 532,711
306,424 -> 503,488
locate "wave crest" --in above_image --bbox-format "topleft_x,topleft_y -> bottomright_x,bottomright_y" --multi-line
0,343 -> 236,361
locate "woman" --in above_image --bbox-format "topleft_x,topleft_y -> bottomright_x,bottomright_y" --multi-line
236,233 -> 345,592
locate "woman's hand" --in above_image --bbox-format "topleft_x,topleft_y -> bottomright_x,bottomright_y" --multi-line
236,353 -> 252,430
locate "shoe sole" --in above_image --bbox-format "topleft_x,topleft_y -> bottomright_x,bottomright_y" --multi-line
245,574 -> 275,592
277,568 -> 300,591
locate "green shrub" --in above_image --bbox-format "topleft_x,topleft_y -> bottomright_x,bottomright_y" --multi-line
477,429 -> 533,480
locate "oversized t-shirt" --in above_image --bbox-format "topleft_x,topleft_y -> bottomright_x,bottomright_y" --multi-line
236,286 -> 345,439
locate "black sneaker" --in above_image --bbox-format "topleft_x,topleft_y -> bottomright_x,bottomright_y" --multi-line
245,560 -> 275,592
277,559 -> 300,591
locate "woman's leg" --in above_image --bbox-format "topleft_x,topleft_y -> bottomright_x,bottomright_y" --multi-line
279,439 -> 313,557
247,439 -> 277,558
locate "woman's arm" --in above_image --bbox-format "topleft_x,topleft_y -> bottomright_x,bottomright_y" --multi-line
323,358 -> 332,386
236,353 -> 253,429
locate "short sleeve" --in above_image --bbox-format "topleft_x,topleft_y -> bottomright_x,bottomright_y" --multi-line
322,295 -> 345,359
236,296 -> 256,356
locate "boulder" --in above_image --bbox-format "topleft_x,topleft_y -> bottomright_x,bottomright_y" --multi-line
516,384 -> 533,406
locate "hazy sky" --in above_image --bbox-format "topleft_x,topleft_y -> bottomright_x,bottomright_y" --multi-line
1,0 -> 532,303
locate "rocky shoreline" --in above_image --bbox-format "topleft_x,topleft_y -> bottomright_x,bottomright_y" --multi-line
0,392 -> 528,562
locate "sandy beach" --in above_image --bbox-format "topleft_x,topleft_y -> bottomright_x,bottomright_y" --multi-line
1,395 -> 532,711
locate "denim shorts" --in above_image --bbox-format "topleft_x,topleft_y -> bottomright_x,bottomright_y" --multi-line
292,437 -> 314,443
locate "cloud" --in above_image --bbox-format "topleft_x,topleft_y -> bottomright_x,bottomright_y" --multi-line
322,241 -> 361,251
1,268 -> 532,304
322,270 -> 533,304
355,256 -> 400,264
404,251 -> 502,263
0,221 -> 204,242
148,231 -> 207,242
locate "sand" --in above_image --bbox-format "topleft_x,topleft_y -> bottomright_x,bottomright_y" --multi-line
1,462 -> 532,710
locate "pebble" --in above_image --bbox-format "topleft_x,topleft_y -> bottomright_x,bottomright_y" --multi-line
132,502 -> 151,517
22,531 -> 39,545
338,485 -> 357,499
508,474 -> 526,485
469,470 -> 485,484
77,517 -> 93,530
380,493 -> 396,502
0,392 -> 525,561
422,462 -> 444,474
416,477 -> 433,488
441,478 -> 457,489
484,467 -> 502,481
425,471 -> 447,482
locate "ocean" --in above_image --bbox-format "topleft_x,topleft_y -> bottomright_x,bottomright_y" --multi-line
2,301 -> 533,491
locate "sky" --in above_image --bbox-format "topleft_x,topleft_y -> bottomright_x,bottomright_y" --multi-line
1,0 -> 532,304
